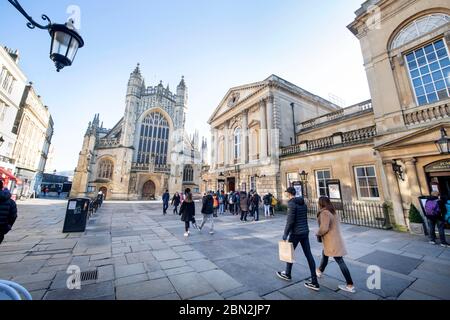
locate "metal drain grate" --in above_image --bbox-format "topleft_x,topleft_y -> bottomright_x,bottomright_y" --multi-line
80,270 -> 98,282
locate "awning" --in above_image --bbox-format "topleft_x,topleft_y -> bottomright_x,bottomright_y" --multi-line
0,167 -> 20,183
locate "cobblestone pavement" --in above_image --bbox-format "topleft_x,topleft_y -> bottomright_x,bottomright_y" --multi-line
1,199 -> 449,300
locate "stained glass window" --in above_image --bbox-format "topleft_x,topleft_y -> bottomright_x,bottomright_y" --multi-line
138,111 -> 170,165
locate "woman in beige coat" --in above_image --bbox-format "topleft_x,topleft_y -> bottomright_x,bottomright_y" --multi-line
316,197 -> 355,293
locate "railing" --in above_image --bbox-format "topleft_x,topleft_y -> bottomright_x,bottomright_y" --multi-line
298,100 -> 373,131
306,199 -> 392,230
97,138 -> 120,148
131,163 -> 171,174
403,102 -> 450,126
0,155 -> 15,165
281,126 -> 376,156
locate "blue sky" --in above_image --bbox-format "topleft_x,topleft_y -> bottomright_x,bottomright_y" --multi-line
0,0 -> 370,171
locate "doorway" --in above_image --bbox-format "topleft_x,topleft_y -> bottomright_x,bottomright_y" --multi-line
99,187 -> 108,200
227,178 -> 236,192
142,180 -> 156,200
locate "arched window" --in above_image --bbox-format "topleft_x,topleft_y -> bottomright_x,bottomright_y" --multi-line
98,159 -> 114,180
234,128 -> 241,159
137,111 -> 170,165
183,165 -> 194,182
391,14 -> 450,50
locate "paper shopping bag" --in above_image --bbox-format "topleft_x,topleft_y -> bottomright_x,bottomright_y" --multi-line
278,241 -> 295,263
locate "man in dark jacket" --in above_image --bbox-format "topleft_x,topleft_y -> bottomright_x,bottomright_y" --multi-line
162,190 -> 170,215
277,187 -> 319,291
200,192 -> 215,234
0,181 -> 18,245
426,192 -> 449,247
251,191 -> 262,221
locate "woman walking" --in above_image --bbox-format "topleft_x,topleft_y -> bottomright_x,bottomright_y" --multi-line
315,197 -> 355,293
239,191 -> 249,222
171,192 -> 181,215
179,192 -> 196,237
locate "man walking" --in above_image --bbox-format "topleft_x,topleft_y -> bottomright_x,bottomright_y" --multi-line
0,180 -> 18,245
162,190 -> 170,215
263,193 -> 272,218
277,187 -> 320,291
251,191 -> 262,221
200,192 -> 215,235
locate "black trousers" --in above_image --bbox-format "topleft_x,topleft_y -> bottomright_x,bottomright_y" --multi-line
0,234 -> 4,245
318,251 -> 354,286
428,218 -> 448,243
163,202 -> 169,213
286,234 -> 318,285
240,211 -> 248,221
173,205 -> 179,214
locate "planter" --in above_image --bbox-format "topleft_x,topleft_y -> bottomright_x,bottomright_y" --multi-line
409,222 -> 424,235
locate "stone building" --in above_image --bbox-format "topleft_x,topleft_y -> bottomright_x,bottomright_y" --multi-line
280,0 -> 450,230
70,65 -> 206,200
0,46 -> 26,189
204,75 -> 340,197
12,83 -> 54,197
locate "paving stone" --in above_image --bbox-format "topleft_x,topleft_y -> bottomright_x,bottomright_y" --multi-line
187,259 -> 218,272
280,282 -> 349,300
125,252 -> 155,264
159,259 -> 187,270
45,281 -> 115,300
358,250 -> 422,275
200,269 -> 243,293
227,291 -> 263,300
262,291 -> 291,300
398,288 -> 440,300
152,249 -> 181,261
116,278 -> 175,300
147,270 -> 167,280
168,272 -> 215,299
115,273 -> 149,287
177,250 -> 206,261
164,266 -> 196,276
0,253 -> 27,263
97,265 -> 114,282
172,245 -> 194,253
192,292 -> 225,300
115,263 -> 146,279
30,290 -> 47,300
409,279 -> 450,300
12,272 -> 57,285
153,293 -> 181,300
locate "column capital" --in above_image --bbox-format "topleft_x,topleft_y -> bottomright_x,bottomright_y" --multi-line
266,95 -> 274,104
259,98 -> 266,108
382,160 -> 395,167
403,158 -> 417,165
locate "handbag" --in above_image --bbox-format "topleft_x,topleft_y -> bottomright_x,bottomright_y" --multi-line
278,241 -> 295,263
316,235 -> 323,243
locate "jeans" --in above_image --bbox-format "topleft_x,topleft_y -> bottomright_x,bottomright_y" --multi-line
163,202 -> 169,214
173,205 -> 179,215
319,251 -> 354,286
240,211 -> 248,221
185,221 -> 190,232
219,204 -> 225,215
200,214 -> 214,232
428,218 -> 448,244
285,234 -> 318,285
264,205 -> 271,216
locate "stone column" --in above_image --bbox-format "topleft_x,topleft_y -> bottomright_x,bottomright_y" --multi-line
224,123 -> 230,167
241,111 -> 249,164
213,128 -> 218,169
404,158 -> 424,214
259,99 -> 268,161
266,95 -> 275,158
383,161 -> 407,228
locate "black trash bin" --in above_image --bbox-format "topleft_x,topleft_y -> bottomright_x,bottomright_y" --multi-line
63,198 -> 91,233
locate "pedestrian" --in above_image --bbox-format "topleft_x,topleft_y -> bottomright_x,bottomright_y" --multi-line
235,191 -> 241,216
263,193 -> 272,218
0,180 -> 18,245
228,191 -> 235,214
162,190 -> 170,215
219,191 -> 225,215
224,191 -> 229,213
271,194 -> 277,216
180,191 -> 197,237
171,192 -> 181,215
200,192 -> 215,235
251,191 -> 261,221
424,192 -> 449,247
277,187 -> 319,291
239,191 -> 249,222
315,196 -> 356,293
248,191 -> 254,218
213,193 -> 219,217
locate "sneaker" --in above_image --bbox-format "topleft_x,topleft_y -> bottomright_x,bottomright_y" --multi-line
316,269 -> 323,278
209,230 -> 214,235
304,282 -> 320,291
429,241 -> 437,245
338,285 -> 356,294
440,243 -> 449,248
276,271 -> 292,281
183,232 -> 189,237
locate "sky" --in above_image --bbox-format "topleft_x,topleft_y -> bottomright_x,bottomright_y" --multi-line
0,0 -> 370,172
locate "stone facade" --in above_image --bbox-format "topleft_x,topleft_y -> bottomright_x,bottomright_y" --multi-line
71,65 -> 207,200
203,75 -> 340,198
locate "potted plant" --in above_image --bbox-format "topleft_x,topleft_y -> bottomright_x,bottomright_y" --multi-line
409,204 -> 425,235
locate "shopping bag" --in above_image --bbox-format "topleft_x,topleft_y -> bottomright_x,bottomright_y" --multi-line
278,241 -> 295,263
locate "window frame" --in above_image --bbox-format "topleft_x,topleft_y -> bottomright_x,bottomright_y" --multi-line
315,169 -> 332,198
354,165 -> 381,201
234,127 -> 241,160
404,38 -> 450,106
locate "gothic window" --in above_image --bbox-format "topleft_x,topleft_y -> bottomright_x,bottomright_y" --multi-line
183,165 -> 194,182
234,127 -> 241,159
137,111 -> 170,165
391,14 -> 450,50
98,159 -> 114,180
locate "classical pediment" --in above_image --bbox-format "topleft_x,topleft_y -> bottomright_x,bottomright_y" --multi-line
208,81 -> 267,124
375,123 -> 450,151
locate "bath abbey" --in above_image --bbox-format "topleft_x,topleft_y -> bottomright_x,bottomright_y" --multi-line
70,64 -> 207,200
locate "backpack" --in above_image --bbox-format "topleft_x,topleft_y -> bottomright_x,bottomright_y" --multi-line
424,199 -> 440,218
271,197 -> 278,206
219,195 -> 224,204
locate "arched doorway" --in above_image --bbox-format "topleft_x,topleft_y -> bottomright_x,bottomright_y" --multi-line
99,187 -> 108,200
142,180 -> 156,200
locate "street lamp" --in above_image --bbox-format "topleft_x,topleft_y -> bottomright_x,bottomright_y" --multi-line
435,128 -> 450,155
299,170 -> 309,183
7,0 -> 85,72
392,160 -> 405,181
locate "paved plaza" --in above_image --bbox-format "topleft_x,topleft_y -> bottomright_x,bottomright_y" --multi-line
0,199 -> 449,300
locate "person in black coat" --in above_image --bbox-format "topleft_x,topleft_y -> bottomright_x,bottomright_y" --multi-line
0,181 -> 17,245
200,192 -> 215,234
180,192 -> 197,237
277,187 -> 319,291
171,192 -> 181,215
162,190 -> 170,215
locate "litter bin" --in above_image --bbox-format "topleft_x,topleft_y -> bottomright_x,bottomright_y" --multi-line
62,198 -> 90,233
